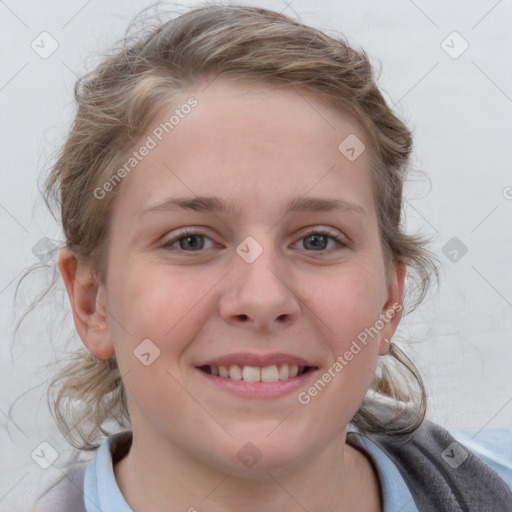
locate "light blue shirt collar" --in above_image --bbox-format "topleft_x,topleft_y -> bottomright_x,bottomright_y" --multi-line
84,433 -> 132,511
347,432 -> 419,512
84,431 -> 418,512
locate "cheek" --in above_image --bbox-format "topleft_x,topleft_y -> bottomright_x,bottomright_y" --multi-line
303,265 -> 385,408
300,271 -> 384,418
108,262 -> 186,332
106,262 -> 218,370
311,264 -> 385,343
105,265 -> 205,423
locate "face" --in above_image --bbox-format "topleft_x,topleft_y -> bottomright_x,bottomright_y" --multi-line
92,78 -> 404,476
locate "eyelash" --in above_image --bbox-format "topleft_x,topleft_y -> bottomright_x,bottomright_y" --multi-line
160,228 -> 348,256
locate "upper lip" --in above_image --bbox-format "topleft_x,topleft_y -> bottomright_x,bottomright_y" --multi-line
196,352 -> 316,368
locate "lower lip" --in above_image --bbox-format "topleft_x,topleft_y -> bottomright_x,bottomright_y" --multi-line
196,368 -> 318,399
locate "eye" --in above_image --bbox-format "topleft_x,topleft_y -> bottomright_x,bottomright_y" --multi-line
296,229 -> 347,254
160,229 -> 216,253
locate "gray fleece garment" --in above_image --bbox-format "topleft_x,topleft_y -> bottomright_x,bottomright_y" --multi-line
359,419 -> 512,511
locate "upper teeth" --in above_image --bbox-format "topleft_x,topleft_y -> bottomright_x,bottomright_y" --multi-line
209,364 -> 303,382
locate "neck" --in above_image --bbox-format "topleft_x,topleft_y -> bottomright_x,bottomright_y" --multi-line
114,427 -> 382,512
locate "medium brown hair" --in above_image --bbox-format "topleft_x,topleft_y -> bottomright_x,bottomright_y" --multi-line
25,3 -> 438,450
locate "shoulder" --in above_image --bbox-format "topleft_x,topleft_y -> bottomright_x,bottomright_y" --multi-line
31,432 -> 132,512
31,461 -> 88,512
359,417 -> 512,509
449,427 -> 512,491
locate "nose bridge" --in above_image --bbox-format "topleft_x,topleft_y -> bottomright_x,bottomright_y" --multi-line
235,233 -> 288,298
220,231 -> 300,329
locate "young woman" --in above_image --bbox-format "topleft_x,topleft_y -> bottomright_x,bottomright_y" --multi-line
31,4 -> 512,511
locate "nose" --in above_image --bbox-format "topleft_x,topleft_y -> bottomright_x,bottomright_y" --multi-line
219,241 -> 300,331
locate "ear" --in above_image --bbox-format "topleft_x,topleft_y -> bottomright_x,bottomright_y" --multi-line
58,248 -> 115,359
378,260 -> 406,356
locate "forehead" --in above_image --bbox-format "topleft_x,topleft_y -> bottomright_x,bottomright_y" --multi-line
111,78 -> 376,222
181,77 -> 368,151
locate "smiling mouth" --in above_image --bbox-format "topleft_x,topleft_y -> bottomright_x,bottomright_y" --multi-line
199,364 -> 313,382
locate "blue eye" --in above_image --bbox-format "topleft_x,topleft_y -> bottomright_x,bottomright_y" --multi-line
299,231 -> 346,252
160,228 -> 347,255
161,230 -> 215,252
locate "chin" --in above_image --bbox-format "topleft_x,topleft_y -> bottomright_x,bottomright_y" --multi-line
204,434 -> 317,479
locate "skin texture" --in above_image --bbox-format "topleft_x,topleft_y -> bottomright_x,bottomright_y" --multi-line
59,78 -> 406,512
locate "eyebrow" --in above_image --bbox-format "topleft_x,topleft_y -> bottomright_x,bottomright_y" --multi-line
140,195 -> 368,219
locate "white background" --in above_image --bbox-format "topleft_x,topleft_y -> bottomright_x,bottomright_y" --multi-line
1,1 -> 511,510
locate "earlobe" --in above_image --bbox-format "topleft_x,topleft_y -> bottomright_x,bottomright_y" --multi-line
58,248 -> 115,360
378,261 -> 406,356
